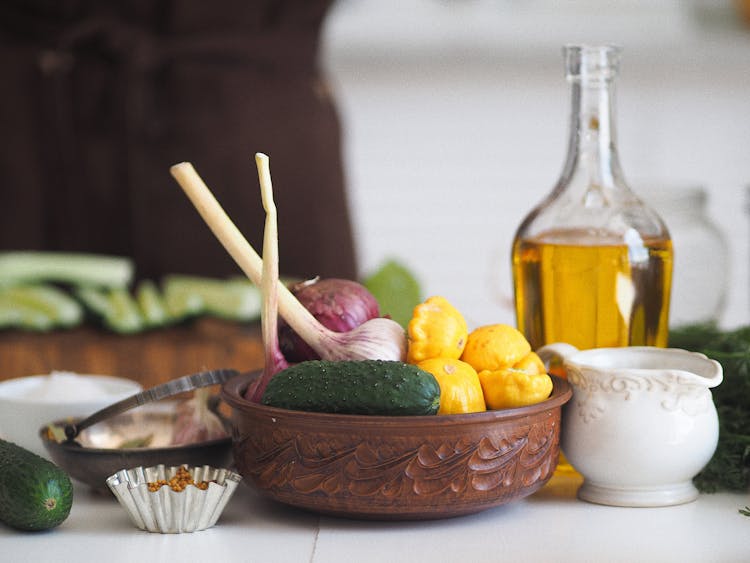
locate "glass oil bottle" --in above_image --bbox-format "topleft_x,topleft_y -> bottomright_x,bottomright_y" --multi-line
512,45 -> 673,352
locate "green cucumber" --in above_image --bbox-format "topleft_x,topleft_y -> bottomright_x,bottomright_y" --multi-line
1,285 -> 83,328
163,275 -> 261,321
261,360 -> 441,416
162,279 -> 204,320
0,251 -> 133,288
135,279 -> 169,328
73,286 -> 111,318
0,297 -> 55,331
75,287 -> 144,334
107,288 -> 145,333
0,439 -> 73,531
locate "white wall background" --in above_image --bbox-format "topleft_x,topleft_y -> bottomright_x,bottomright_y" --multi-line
321,0 -> 750,330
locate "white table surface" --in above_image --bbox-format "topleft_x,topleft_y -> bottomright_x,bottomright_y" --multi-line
2,472 -> 747,563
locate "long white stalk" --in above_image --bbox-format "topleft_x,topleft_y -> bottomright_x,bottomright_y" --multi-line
252,153 -> 288,401
170,162 -> 326,347
170,161 -> 407,362
257,153 -> 280,366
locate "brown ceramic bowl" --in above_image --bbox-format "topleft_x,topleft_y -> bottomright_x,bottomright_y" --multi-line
222,371 -> 572,520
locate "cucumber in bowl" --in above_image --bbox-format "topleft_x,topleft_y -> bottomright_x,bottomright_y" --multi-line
261,360 -> 441,416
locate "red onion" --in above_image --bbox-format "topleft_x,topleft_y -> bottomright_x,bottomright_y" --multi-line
279,278 -> 381,362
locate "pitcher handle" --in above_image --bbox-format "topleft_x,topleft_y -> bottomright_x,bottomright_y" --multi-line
536,343 -> 580,375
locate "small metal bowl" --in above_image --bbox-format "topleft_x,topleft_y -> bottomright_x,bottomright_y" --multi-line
40,406 -> 233,493
106,464 -> 242,533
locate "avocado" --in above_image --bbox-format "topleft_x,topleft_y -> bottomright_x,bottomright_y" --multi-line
0,439 -> 73,531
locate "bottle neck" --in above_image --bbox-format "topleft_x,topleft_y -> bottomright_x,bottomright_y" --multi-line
561,76 -> 624,190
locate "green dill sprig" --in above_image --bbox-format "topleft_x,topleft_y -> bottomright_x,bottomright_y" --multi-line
670,324 -> 750,493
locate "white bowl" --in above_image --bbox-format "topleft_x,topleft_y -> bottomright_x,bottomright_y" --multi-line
539,344 -> 723,507
0,371 -> 142,458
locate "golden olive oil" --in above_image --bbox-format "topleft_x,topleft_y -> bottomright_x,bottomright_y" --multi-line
512,229 -> 673,350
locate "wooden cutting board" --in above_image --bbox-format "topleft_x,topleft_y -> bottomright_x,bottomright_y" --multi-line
0,318 -> 264,389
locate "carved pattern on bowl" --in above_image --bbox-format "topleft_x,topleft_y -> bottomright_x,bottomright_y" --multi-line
235,417 -> 559,504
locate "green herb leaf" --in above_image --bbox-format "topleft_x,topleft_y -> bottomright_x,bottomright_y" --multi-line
363,259 -> 421,329
671,324 -> 750,493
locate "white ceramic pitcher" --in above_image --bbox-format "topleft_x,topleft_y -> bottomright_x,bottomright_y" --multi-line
537,344 -> 723,507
